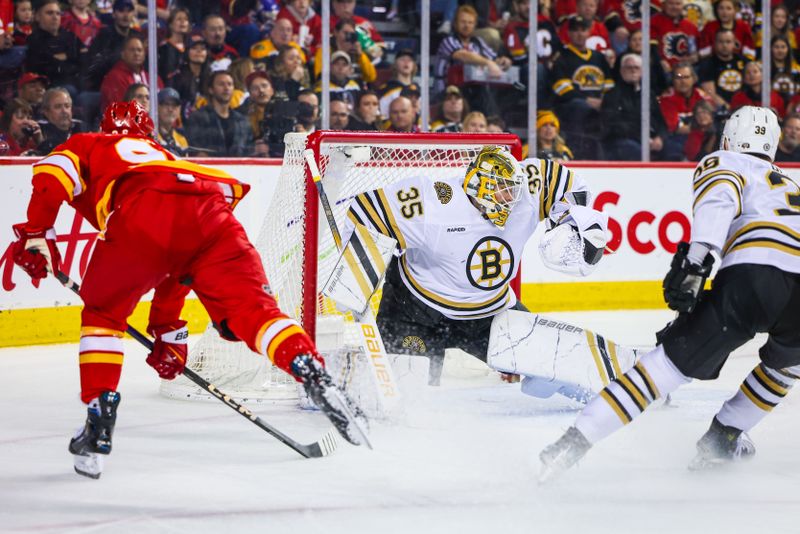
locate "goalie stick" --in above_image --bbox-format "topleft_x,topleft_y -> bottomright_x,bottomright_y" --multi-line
54,271 -> 339,459
304,149 -> 402,415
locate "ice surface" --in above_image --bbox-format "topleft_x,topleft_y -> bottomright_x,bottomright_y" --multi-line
1,311 -> 798,534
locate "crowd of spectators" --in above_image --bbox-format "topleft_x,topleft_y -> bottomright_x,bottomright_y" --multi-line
0,0 -> 798,162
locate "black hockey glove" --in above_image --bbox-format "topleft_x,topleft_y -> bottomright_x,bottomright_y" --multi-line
662,242 -> 715,314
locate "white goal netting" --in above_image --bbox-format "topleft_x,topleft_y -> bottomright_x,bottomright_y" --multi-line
160,131 -> 521,404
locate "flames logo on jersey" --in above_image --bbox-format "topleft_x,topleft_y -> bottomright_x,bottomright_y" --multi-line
467,237 -> 514,290
434,181 -> 453,204
622,0 -> 642,25
661,32 -> 692,60
717,68 -> 743,93
572,65 -> 605,91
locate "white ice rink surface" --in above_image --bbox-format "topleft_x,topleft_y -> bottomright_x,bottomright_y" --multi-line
2,310 -> 799,534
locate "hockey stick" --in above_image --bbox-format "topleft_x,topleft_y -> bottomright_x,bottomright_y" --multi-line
54,270 -> 339,459
304,149 -> 402,415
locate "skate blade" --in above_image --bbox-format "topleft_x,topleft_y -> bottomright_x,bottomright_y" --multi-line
328,388 -> 373,450
73,453 -> 104,479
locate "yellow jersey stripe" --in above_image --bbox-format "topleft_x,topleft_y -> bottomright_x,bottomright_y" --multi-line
266,324 -> 306,363
693,169 -> 745,190
617,374 -> 648,411
254,317 -> 282,353
354,193 -> 392,238
693,178 -> 743,217
34,165 -> 77,201
375,189 -> 407,250
79,352 -> 124,365
132,160 -> 234,180
48,149 -> 86,191
586,331 -> 610,386
740,382 -> 775,411
95,180 -> 116,232
608,340 -> 624,378
342,246 -> 374,301
80,327 -> 124,338
754,365 -> 789,396
634,362 -> 661,399
723,221 -> 800,254
355,222 -> 387,273
600,389 -> 632,424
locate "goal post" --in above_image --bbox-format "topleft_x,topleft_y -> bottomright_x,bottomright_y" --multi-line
160,131 -> 523,404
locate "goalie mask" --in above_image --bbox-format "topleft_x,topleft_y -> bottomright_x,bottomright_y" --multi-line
463,146 -> 524,228
720,105 -> 779,161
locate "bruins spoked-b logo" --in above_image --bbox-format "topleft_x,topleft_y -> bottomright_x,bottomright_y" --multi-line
434,181 -> 453,204
467,237 -> 514,290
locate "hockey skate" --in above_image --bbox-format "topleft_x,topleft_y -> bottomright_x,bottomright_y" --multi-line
539,427 -> 592,483
291,354 -> 372,449
688,417 -> 755,471
68,391 -> 121,479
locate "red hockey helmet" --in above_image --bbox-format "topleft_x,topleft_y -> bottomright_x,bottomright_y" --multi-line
100,101 -> 154,136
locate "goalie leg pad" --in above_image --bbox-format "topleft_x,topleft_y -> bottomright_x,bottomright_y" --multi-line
488,310 -> 639,400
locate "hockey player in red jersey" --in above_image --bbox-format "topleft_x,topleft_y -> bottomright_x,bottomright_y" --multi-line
11,101 -> 368,479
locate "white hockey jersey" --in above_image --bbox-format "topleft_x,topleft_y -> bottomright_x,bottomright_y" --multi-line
344,159 -> 591,320
692,150 -> 800,275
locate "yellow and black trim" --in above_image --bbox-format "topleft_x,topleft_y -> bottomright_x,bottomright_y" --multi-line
375,189 -> 408,250
740,380 -> 777,411
79,351 -> 124,365
693,170 -> 744,217
722,221 -> 800,256
753,364 -> 790,397
352,192 -> 393,239
616,373 -> 650,412
633,361 -> 660,400
600,388 -> 633,424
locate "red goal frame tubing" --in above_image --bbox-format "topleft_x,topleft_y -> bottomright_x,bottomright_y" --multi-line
302,131 -> 524,340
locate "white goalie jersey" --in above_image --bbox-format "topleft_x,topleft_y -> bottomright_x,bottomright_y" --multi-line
343,158 -> 591,320
692,150 -> 800,275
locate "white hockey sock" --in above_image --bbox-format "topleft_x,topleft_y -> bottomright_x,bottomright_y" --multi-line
575,345 -> 691,444
716,364 -> 799,432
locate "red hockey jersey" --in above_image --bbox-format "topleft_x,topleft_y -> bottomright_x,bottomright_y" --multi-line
28,133 -> 249,232
651,12 -> 699,67
698,20 -> 755,59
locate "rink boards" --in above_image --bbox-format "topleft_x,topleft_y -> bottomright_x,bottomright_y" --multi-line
2,158 -> 798,346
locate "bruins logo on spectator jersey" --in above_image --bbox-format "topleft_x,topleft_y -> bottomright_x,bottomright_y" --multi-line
467,237 -> 515,290
434,181 -> 453,204
662,32 -> 692,60
717,68 -> 743,93
572,65 -> 605,91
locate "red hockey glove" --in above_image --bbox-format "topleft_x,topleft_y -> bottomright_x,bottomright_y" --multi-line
146,321 -> 189,380
12,223 -> 61,287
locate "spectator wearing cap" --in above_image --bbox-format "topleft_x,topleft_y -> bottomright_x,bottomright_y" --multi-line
313,18 -> 376,85
202,14 -> 239,72
434,5 -> 512,116
277,0 -> 322,54
156,87 -> 188,156
551,15 -> 613,159
430,85 -> 467,132
600,53 -> 667,160
241,70 -> 273,155
521,110 -> 573,160
100,35 -> 163,112
17,73 -> 48,119
0,98 -> 43,155
346,90 -> 380,130
378,49 -> 418,118
250,18 -> 307,72
268,45 -> 309,103
86,0 -> 142,90
35,87 -> 83,155
314,50 -> 363,109
61,0 -> 103,48
158,7 -> 191,81
384,95 -> 418,133
168,34 -> 211,119
185,70 -> 253,157
330,0 -> 384,62
25,0 -> 86,95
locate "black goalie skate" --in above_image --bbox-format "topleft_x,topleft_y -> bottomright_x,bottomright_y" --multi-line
539,427 -> 592,483
291,354 -> 371,448
68,391 -> 121,479
688,417 -> 755,471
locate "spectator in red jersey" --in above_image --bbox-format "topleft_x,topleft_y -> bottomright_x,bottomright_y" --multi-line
17,73 -> 48,119
770,35 -> 800,108
12,0 -> 33,46
202,14 -> 239,71
330,0 -> 384,61
651,0 -> 699,71
697,28 -> 744,109
251,18 -> 307,72
158,7 -> 191,81
25,0 -> 86,95
558,0 -> 610,53
385,95 -> 418,132
0,98 -> 43,155
277,0 -> 322,53
775,113 -> 800,162
604,0 -> 652,46
730,61 -> 786,118
683,99 -> 720,161
86,0 -> 142,90
698,0 -> 754,59
61,0 -> 103,48
101,35 -> 163,112
658,62 -> 712,160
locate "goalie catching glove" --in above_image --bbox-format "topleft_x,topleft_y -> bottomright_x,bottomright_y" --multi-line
538,205 -> 607,276
663,241 -> 715,314
11,223 -> 61,287
146,321 -> 189,379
